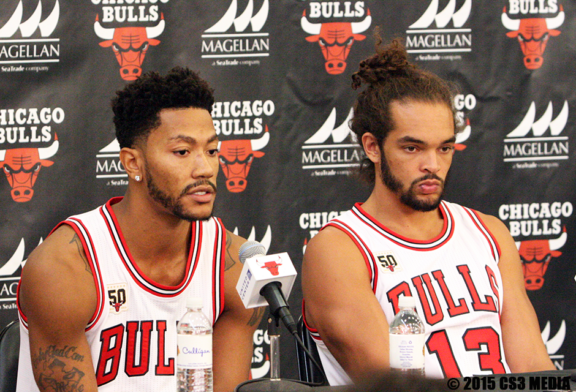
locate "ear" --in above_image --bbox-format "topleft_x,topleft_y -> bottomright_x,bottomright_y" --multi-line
119,147 -> 143,182
361,132 -> 381,164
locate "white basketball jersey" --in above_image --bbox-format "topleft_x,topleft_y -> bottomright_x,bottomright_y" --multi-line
305,201 -> 511,385
17,197 -> 226,392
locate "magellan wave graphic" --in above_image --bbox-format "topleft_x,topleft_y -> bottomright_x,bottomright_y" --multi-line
304,108 -> 355,145
409,0 -> 471,29
506,101 -> 568,138
541,320 -> 565,354
0,0 -> 59,38
205,0 -> 268,33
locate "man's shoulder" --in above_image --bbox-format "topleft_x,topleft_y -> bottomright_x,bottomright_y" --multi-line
444,201 -> 511,241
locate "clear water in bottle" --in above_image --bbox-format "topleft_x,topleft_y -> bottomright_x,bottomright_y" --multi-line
177,297 -> 213,392
389,296 -> 425,376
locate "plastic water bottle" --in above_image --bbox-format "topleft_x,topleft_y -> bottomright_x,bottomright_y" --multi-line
389,296 -> 425,376
177,298 -> 213,392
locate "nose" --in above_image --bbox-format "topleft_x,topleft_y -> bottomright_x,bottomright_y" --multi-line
421,150 -> 441,174
192,152 -> 216,179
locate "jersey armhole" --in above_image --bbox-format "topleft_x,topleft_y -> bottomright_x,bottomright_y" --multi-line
322,220 -> 379,293
464,208 -> 502,263
213,218 -> 226,325
59,219 -> 105,331
17,220 -> 105,331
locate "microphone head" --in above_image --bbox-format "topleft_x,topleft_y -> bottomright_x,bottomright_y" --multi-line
238,241 -> 266,264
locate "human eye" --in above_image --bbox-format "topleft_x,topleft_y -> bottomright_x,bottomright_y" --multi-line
440,145 -> 455,153
174,149 -> 190,157
207,148 -> 219,157
404,145 -> 418,153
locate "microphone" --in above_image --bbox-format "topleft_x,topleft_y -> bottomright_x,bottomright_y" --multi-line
236,241 -> 298,335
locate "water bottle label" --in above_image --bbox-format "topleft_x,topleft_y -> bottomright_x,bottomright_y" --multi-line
177,334 -> 212,369
389,333 -> 425,370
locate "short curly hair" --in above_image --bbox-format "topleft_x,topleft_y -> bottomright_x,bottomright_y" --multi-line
112,66 -> 214,148
351,36 -> 459,185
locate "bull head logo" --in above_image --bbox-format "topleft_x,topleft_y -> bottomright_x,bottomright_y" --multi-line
0,136 -> 59,202
516,229 -> 566,290
94,14 -> 165,80
261,261 -> 282,276
218,128 -> 269,193
502,6 -> 564,70
301,10 -> 371,75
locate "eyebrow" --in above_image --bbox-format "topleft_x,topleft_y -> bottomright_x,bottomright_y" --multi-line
169,134 -> 219,144
397,135 -> 456,145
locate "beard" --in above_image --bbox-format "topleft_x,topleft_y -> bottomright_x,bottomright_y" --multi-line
379,156 -> 446,212
144,166 -> 217,222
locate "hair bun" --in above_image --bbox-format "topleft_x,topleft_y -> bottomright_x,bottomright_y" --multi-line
352,38 -> 415,90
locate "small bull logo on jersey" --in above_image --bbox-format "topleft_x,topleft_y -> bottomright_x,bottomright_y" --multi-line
376,252 -> 402,274
108,284 -> 129,313
516,229 -> 566,290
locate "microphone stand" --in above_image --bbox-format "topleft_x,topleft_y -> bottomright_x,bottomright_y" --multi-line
234,312 -> 313,392
268,313 -> 281,381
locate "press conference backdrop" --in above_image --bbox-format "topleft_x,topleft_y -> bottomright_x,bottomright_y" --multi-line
0,0 -> 574,380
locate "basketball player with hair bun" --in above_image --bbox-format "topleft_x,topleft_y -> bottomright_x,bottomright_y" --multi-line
302,38 -> 553,385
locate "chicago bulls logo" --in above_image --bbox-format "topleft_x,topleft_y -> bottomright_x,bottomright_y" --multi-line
301,10 -> 371,75
516,229 -> 566,290
502,6 -> 564,70
261,261 -> 282,276
94,14 -> 165,80
218,128 -> 269,193
0,136 -> 58,202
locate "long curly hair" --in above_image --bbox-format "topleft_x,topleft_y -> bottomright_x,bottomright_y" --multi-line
112,66 -> 214,148
351,35 -> 458,185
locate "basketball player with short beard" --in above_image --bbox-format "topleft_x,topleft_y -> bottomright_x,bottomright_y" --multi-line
302,39 -> 554,385
17,67 -> 263,392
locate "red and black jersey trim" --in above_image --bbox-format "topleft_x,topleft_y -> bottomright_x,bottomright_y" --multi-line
322,219 -> 379,293
212,218 -> 226,324
462,207 -> 501,264
100,199 -> 202,297
18,218 -> 106,332
351,201 -> 454,250
301,301 -> 322,341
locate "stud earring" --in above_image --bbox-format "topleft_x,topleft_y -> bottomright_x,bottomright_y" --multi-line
135,175 -> 141,182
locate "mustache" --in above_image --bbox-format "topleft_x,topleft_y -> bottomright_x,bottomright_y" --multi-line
180,180 -> 218,197
411,173 -> 444,187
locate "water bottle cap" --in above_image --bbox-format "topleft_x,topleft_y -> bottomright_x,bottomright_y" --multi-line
398,296 -> 416,309
186,297 -> 203,309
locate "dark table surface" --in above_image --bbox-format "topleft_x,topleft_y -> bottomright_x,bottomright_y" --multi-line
236,370 -> 576,392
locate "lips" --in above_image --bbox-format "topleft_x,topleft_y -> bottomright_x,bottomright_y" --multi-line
418,180 -> 442,195
187,186 -> 215,203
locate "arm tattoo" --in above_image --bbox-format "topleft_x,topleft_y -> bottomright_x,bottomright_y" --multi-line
247,307 -> 265,327
225,231 -> 237,271
69,234 -> 92,276
32,346 -> 86,392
